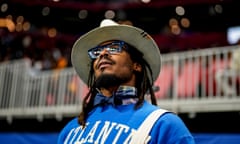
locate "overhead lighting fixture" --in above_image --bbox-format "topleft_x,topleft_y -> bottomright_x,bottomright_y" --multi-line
176,6 -> 185,16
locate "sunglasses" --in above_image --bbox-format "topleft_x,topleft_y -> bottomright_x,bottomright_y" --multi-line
88,41 -> 127,60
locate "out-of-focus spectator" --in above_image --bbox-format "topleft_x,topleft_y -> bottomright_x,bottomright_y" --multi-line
53,48 -> 68,69
42,50 -> 57,70
56,56 -> 68,69
28,60 -> 43,77
215,43 -> 240,96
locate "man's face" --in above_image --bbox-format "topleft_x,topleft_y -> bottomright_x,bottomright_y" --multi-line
92,41 -> 137,87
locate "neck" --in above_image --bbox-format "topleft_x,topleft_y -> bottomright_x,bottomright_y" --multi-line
97,86 -> 118,97
96,76 -> 137,97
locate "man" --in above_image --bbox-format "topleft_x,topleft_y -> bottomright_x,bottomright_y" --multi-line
58,19 -> 195,144
215,46 -> 240,96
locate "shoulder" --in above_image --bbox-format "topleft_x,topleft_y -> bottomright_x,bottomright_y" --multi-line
63,117 -> 79,129
140,101 -> 160,111
138,102 -> 184,125
156,112 -> 186,128
136,103 -> 195,143
58,117 -> 79,143
151,112 -> 195,143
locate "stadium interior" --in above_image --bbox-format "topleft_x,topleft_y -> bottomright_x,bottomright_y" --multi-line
1,0 -> 240,143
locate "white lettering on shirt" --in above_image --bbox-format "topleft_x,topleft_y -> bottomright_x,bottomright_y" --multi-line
64,121 -> 151,144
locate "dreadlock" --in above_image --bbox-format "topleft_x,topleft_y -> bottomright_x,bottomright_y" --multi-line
78,42 -> 157,127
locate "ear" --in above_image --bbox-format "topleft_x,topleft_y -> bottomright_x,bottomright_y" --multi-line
133,63 -> 142,72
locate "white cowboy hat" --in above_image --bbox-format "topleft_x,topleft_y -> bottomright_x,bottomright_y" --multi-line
71,19 -> 161,85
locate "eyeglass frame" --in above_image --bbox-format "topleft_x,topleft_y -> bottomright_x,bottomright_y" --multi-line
88,41 -> 127,60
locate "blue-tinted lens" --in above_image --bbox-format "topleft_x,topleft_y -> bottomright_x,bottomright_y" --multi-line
88,41 -> 125,59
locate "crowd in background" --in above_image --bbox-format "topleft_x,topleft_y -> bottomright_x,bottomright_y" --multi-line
0,28 -> 232,72
0,28 -> 73,71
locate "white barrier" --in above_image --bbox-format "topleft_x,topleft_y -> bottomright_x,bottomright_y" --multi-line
0,46 -> 240,122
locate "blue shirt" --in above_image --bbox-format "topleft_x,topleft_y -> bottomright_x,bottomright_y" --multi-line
58,86 -> 195,144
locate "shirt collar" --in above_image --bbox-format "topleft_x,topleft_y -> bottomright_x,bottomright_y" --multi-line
114,85 -> 137,98
93,85 -> 138,106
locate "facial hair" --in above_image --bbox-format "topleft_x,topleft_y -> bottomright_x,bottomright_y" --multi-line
95,73 -> 131,89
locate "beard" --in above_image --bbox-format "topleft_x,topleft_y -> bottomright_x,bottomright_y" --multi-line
95,73 -> 131,89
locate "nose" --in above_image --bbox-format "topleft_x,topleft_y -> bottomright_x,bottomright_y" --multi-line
98,48 -> 109,58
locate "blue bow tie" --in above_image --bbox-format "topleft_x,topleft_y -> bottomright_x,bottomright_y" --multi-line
93,93 -> 122,106
93,86 -> 138,107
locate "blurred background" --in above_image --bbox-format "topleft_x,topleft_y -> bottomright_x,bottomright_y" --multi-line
1,0 -> 240,63
1,0 -> 240,143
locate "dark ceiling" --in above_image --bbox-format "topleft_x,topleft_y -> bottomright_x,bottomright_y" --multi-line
1,0 -> 240,55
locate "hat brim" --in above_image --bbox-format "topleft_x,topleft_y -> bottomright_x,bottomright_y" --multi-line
71,25 -> 161,85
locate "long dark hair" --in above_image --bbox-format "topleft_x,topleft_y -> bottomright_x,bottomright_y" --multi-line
77,42 -> 157,127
